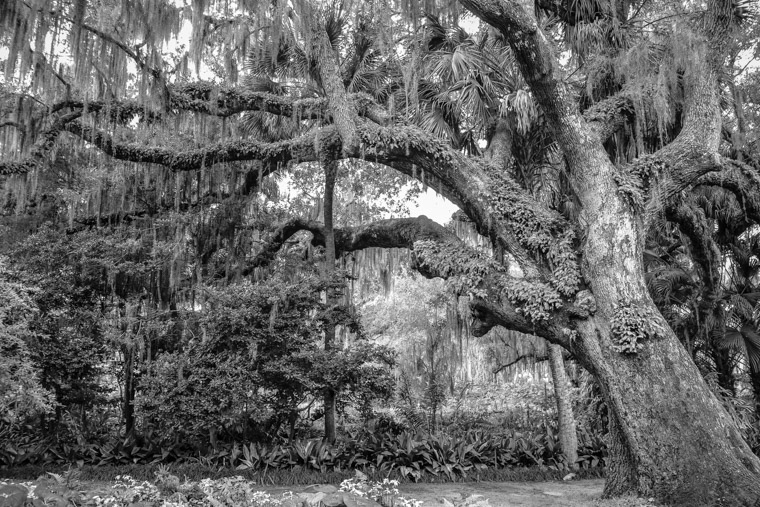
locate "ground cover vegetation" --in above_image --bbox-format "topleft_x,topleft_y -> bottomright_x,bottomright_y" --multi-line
2,0 -> 760,504
0,471 -> 429,507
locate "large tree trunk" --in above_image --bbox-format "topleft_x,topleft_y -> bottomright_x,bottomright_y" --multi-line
572,191 -> 760,503
548,344 -> 578,469
575,315 -> 760,504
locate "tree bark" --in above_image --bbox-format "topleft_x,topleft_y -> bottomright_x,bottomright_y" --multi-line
548,344 -> 578,469
573,315 -> 760,503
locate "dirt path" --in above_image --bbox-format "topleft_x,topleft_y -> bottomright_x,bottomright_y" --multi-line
397,479 -> 606,506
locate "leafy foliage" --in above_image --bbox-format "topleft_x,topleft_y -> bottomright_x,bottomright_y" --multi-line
137,274 -> 396,446
0,257 -> 55,422
610,302 -> 665,354
0,426 -> 605,476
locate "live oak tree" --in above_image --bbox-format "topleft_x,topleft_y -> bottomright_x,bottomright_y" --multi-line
2,0 -> 760,504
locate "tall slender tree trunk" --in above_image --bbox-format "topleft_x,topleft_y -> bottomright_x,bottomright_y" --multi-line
548,344 -> 578,469
710,344 -> 736,395
310,22 -> 357,444
122,344 -> 135,436
322,157 -> 338,443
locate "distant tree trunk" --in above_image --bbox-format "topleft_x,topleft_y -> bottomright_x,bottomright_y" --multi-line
710,344 -> 736,395
122,344 -> 135,436
430,397 -> 438,432
322,156 -> 338,443
548,344 -> 578,469
288,410 -> 299,443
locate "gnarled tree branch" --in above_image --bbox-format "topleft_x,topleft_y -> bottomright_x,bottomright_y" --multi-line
63,120 -> 318,172
245,215 -> 574,347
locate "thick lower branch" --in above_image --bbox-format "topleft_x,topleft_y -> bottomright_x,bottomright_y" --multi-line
0,111 -> 83,175
248,215 -> 575,346
696,163 -> 760,226
642,154 -> 741,226
2,110 -> 576,303
664,199 -> 721,292
63,121 -> 317,172
241,218 -> 325,276
470,298 -> 570,347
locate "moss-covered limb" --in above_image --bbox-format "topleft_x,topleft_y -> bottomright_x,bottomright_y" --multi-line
696,162 -> 760,226
486,171 -> 581,296
47,99 -> 164,124
332,217 -> 576,336
63,120 -> 319,172
412,238 -> 567,323
242,216 -> 457,274
169,83 -> 388,124
412,238 -> 505,293
618,136 -> 731,220
332,216 -> 461,253
664,199 -> 722,293
168,83 -> 327,119
42,85 -> 385,124
354,120 -> 578,288
240,218 -> 326,276
469,298 -> 572,348
583,94 -> 636,142
240,214 -> 578,341
636,151 -> 731,225
0,110 -> 83,176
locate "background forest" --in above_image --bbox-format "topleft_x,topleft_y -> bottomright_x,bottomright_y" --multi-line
1,0 -> 760,500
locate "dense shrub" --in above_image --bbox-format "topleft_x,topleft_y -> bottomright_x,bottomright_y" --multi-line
136,276 -> 396,447
0,427 -> 606,480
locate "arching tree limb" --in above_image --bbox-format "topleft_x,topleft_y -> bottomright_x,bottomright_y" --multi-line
243,215 -> 575,347
664,199 -> 722,293
696,164 -> 760,225
3,112 -> 567,290
62,121 -> 318,172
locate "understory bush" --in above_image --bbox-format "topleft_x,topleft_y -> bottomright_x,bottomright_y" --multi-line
0,426 -> 606,480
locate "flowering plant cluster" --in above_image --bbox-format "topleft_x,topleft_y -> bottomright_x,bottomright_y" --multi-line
339,472 -> 423,507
